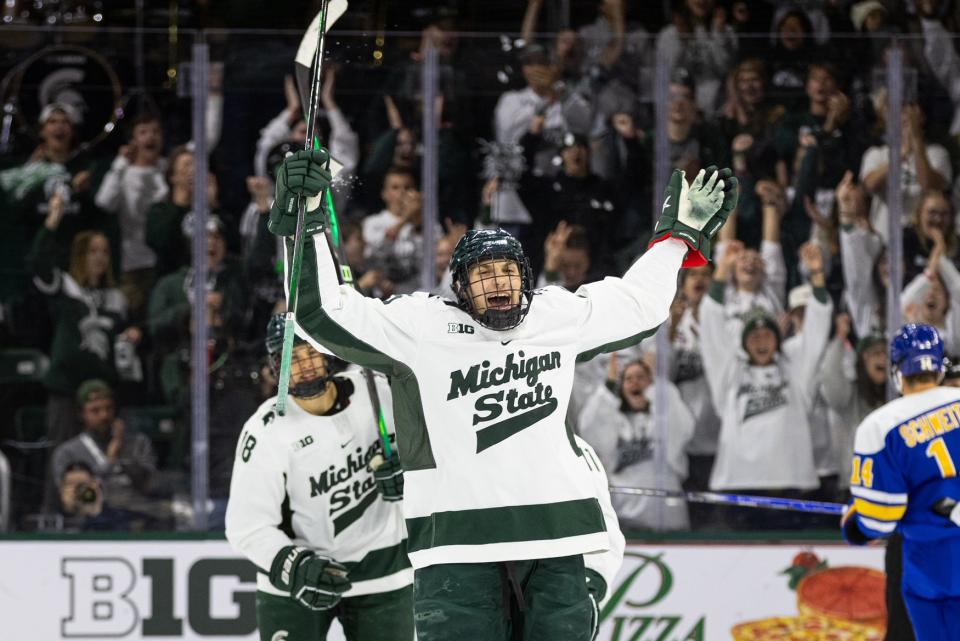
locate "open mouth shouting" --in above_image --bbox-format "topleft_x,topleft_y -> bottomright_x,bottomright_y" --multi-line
487,293 -> 514,311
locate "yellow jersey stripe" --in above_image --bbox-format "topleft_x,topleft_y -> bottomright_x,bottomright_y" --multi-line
854,498 -> 907,521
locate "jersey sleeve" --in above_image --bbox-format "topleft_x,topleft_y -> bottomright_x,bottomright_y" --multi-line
846,415 -> 909,541
761,241 -> 787,308
572,238 -> 686,361
286,231 -> 424,374
575,436 -> 625,610
819,338 -> 855,412
840,227 -> 883,337
224,410 -> 293,573
698,285 -> 740,413
791,286 -> 834,406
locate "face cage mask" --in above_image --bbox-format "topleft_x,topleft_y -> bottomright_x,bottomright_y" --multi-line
269,349 -> 344,399
454,253 -> 532,331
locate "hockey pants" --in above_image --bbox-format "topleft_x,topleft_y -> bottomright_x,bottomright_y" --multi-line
413,554 -> 594,641
255,585 -> 414,641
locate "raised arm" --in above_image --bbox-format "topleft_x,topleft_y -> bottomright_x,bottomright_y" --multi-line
837,172 -> 883,336
599,0 -> 626,69
921,16 -> 960,135
819,314 -> 855,412
698,244 -> 741,412
94,150 -> 131,213
901,228 -> 946,318
793,243 -> 834,404
520,0 -> 544,45
270,149 -> 420,372
574,166 -> 738,359
757,179 -> 787,305
904,105 -> 950,192
320,65 -> 360,174
28,195 -> 66,290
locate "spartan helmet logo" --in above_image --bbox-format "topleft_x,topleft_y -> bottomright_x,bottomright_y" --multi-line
39,68 -> 88,125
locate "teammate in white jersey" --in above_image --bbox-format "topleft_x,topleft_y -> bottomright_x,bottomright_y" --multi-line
225,315 -> 413,641
266,147 -> 737,640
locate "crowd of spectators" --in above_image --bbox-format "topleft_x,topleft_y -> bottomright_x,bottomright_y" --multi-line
3,0 -> 960,533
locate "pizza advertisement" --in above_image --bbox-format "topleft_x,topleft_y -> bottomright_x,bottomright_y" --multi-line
597,543 -> 886,641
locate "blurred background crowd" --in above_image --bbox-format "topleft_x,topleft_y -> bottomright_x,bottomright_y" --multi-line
1,0 -> 960,535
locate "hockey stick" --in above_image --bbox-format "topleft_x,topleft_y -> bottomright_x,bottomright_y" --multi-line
276,0 -> 335,415
608,486 -> 846,516
288,3 -> 393,459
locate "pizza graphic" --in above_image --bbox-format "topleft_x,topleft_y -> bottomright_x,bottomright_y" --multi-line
731,615 -> 883,641
730,552 -> 886,641
796,567 -> 886,629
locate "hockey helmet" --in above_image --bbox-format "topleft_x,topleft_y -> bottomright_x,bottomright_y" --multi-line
449,228 -> 533,330
890,323 -> 945,390
265,314 -> 348,399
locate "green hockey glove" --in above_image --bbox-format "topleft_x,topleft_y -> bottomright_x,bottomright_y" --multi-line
269,545 -> 352,610
649,165 -> 739,267
268,148 -> 332,237
369,454 -> 404,502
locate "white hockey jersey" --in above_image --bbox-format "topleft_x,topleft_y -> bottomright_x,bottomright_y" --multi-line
285,231 -> 686,568
576,435 -> 625,610
699,284 -> 833,490
224,368 -> 412,597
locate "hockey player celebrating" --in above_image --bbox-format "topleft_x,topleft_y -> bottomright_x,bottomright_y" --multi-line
225,315 -> 413,641
267,147 -> 737,640
842,323 -> 960,641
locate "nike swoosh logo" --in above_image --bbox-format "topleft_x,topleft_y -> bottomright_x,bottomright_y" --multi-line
340,438 -> 353,448
662,195 -> 671,212
501,340 -> 513,346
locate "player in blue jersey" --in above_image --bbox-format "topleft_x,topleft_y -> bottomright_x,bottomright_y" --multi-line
842,323 -> 960,641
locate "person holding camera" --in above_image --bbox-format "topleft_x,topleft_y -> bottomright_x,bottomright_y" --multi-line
57,461 -> 137,531
48,379 -> 160,524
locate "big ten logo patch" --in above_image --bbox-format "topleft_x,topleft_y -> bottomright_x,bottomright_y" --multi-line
61,557 -> 257,637
448,322 -> 475,334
